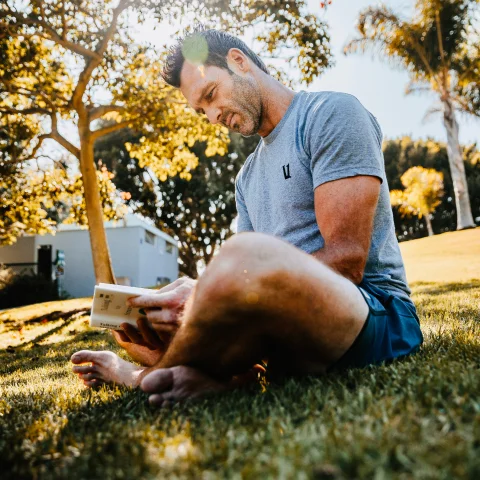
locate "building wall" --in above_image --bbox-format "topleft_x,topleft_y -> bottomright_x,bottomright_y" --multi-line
0,236 -> 36,265
35,229 -> 99,298
1,225 -> 179,298
32,227 -> 178,298
138,229 -> 179,287
105,227 -> 141,288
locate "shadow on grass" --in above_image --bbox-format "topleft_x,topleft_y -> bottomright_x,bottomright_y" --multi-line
411,280 -> 480,297
0,330 -> 114,378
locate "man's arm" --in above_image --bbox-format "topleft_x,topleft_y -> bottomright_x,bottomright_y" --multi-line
312,175 -> 381,284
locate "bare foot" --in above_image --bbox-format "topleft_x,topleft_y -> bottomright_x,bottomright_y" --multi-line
71,350 -> 145,388
140,366 -> 230,407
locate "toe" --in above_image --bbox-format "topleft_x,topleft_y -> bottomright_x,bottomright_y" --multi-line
140,369 -> 174,393
71,350 -> 97,364
71,350 -> 116,367
72,365 -> 97,374
84,379 -> 104,388
148,393 -> 165,407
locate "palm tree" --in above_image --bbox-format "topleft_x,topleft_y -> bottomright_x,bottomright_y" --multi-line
345,0 -> 479,230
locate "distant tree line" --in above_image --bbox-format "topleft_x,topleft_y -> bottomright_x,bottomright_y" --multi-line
383,137 -> 480,241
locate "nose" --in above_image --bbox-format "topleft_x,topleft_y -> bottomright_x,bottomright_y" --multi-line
205,107 -> 222,125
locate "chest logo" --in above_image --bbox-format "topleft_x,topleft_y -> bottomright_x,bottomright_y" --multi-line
282,164 -> 291,180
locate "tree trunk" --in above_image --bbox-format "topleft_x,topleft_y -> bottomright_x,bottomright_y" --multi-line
79,118 -> 116,285
425,214 -> 434,236
442,98 -> 475,230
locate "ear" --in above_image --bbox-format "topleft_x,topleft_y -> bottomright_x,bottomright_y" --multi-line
226,48 -> 251,74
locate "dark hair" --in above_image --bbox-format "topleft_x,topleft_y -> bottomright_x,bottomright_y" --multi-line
162,28 -> 270,88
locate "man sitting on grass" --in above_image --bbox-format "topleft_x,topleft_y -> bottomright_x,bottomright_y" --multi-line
71,29 -> 423,407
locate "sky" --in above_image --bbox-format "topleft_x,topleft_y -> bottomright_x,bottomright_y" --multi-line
306,0 -> 479,145
132,0 -> 479,146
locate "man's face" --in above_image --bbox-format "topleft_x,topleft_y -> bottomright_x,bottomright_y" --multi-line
180,61 -> 262,136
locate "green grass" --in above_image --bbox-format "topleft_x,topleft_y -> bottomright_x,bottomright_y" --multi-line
1,232 -> 479,479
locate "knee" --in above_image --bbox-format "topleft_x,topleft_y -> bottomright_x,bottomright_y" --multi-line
194,233 -> 278,309
214,232 -> 288,269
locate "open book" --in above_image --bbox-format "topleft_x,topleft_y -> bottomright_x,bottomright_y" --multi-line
90,283 -> 156,329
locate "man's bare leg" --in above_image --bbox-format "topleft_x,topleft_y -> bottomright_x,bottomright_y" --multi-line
139,232 -> 369,403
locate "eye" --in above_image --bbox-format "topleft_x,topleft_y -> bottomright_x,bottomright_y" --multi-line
206,87 -> 215,100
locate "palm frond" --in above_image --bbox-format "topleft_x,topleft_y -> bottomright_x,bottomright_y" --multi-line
345,0 -> 479,87
405,79 -> 433,95
422,104 -> 443,123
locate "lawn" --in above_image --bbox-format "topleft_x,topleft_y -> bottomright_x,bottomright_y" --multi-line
1,230 -> 479,479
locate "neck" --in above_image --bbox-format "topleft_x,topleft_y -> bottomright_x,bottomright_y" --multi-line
256,76 -> 296,137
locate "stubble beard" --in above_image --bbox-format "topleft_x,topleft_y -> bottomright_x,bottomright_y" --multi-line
230,74 -> 262,137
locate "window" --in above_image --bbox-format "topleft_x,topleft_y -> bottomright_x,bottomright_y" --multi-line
166,242 -> 174,254
145,230 -> 156,245
158,239 -> 165,254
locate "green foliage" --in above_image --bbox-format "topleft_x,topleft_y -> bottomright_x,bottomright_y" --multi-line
0,280 -> 479,478
390,165 -> 444,219
61,165 -> 127,229
0,166 -> 126,246
383,137 -> 480,240
0,0 -> 331,168
95,129 -> 258,277
0,167 -> 57,244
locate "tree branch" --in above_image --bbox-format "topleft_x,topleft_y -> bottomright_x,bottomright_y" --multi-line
47,111 -> 80,158
22,133 -> 52,162
50,130 -> 80,158
71,0 -> 130,111
0,10 -> 101,60
0,107 -> 51,116
90,119 -> 135,141
88,105 -> 126,122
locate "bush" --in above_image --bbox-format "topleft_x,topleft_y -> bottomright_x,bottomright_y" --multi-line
0,266 -> 69,309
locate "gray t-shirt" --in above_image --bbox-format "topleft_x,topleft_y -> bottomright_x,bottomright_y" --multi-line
235,90 -> 411,300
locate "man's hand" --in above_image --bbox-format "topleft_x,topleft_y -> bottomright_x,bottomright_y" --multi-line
129,276 -> 196,333
111,325 -> 165,367
111,277 -> 197,365
115,276 -> 197,350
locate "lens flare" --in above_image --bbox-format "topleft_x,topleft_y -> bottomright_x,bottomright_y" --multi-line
182,34 -> 208,66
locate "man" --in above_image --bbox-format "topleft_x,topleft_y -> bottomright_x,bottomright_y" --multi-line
71,29 -> 423,406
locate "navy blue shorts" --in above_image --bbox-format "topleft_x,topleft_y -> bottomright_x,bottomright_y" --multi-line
330,281 -> 424,371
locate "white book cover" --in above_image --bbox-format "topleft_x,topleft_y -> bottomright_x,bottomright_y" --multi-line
90,283 -> 156,329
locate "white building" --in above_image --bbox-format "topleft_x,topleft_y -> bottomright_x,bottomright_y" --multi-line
0,214 -> 179,298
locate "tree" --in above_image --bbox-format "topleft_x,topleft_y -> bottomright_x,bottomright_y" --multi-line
1,0 -> 332,285
390,166 -> 444,236
95,129 -> 258,278
345,0 -> 479,230
0,164 -> 125,245
382,136 -> 480,240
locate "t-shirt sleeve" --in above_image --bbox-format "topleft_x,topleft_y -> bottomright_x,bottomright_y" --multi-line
235,170 -> 254,233
305,93 -> 385,190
